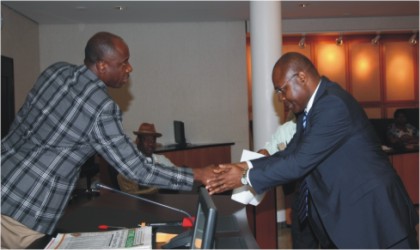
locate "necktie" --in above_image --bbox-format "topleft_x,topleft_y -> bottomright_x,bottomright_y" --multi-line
298,111 -> 309,222
297,180 -> 309,222
302,111 -> 308,129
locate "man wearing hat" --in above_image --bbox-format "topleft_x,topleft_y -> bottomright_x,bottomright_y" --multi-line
117,123 -> 175,194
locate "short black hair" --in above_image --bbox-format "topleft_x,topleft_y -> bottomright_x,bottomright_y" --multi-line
394,109 -> 407,119
277,52 -> 319,77
84,32 -> 123,66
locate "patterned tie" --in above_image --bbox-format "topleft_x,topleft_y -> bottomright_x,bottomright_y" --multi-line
302,111 -> 308,129
297,180 -> 309,222
298,111 -> 309,222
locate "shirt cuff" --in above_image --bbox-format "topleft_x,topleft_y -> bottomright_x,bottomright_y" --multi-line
245,161 -> 254,187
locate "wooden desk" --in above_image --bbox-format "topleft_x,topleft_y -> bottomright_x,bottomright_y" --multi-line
156,142 -> 234,168
44,191 -> 259,249
246,189 -> 278,249
97,143 -> 234,188
388,149 -> 419,204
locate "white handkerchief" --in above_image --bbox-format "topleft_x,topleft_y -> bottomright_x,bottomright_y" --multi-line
231,149 -> 266,206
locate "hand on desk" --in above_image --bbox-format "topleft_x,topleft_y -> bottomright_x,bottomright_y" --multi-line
206,162 -> 248,194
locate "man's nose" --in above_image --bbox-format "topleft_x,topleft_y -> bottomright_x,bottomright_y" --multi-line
277,94 -> 286,102
126,63 -> 133,73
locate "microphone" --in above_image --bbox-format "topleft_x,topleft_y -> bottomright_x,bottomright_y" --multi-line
95,183 -> 194,227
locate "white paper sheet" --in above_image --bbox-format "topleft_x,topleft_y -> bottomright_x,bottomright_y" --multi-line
231,149 -> 266,206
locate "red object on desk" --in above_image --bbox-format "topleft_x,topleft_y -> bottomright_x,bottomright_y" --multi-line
182,217 -> 195,227
98,224 -> 126,230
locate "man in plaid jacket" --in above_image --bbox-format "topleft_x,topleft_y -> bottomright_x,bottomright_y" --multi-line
1,31 -> 214,249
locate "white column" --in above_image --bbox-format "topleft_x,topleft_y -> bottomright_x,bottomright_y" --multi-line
250,1 -> 283,150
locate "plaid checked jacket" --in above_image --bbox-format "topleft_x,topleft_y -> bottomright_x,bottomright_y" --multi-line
1,62 -> 194,234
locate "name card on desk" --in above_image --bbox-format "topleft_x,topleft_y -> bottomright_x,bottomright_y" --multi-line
231,150 -> 266,206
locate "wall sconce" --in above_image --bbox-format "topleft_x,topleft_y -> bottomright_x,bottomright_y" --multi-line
298,35 -> 306,48
336,34 -> 343,46
409,32 -> 417,46
371,34 -> 380,45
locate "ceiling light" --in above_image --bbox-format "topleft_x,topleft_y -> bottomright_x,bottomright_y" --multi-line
298,35 -> 306,49
371,34 -> 380,45
114,6 -> 125,11
409,32 -> 417,46
298,3 -> 308,8
336,34 -> 343,46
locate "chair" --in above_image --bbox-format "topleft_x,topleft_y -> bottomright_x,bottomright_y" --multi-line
117,174 -> 159,195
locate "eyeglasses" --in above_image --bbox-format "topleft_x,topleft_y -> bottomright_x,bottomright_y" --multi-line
274,73 -> 298,95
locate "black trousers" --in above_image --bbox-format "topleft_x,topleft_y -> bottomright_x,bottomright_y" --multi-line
307,196 -> 337,249
291,191 -> 319,249
307,196 -> 418,249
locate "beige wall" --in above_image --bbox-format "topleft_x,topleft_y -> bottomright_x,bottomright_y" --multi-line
37,22 -> 249,162
1,5 -> 40,111
2,6 -> 418,162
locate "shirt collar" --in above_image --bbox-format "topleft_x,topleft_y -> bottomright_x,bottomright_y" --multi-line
83,65 -> 107,89
304,79 -> 322,114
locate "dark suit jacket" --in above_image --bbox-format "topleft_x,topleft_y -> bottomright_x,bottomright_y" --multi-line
250,77 -> 418,248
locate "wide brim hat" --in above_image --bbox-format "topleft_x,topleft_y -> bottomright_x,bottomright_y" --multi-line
133,123 -> 162,137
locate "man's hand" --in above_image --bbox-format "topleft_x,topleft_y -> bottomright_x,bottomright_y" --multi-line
257,149 -> 270,156
192,165 -> 217,185
206,162 -> 248,194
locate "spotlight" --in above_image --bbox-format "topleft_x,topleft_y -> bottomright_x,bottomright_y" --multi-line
336,35 -> 343,46
409,32 -> 417,46
371,34 -> 380,45
298,35 -> 306,49
114,6 -> 125,11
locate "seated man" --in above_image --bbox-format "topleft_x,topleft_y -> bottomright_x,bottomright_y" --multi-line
117,123 -> 175,194
387,109 -> 419,149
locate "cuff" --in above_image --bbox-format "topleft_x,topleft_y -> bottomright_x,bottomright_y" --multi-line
245,161 -> 254,187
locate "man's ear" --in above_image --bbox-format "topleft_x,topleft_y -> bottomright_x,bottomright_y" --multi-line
297,71 -> 307,86
95,60 -> 107,74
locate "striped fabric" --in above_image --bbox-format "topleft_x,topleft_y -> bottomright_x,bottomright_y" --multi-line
1,62 -> 194,234
298,111 -> 309,222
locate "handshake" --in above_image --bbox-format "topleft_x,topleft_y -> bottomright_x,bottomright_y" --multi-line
193,162 -> 249,195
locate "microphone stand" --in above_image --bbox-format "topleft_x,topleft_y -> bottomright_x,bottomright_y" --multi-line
95,183 -> 192,219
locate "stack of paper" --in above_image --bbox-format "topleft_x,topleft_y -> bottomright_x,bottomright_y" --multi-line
45,227 -> 152,249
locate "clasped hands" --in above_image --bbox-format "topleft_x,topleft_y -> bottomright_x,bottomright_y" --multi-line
193,162 -> 248,195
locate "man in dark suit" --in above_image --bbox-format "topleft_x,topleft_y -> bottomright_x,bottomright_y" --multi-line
207,52 -> 419,248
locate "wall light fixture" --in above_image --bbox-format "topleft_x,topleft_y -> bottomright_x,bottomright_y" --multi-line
371,34 -> 380,45
336,34 -> 343,46
409,32 -> 417,46
298,35 -> 306,49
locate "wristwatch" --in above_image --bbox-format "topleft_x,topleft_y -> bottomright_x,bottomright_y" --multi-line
241,167 -> 248,185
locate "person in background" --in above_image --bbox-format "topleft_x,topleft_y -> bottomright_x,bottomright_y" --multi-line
257,112 -> 296,156
387,109 -> 419,148
1,31 -> 214,249
207,52 -> 419,249
117,123 -> 176,194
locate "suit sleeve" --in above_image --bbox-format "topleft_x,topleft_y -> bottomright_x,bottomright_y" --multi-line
249,94 -> 352,194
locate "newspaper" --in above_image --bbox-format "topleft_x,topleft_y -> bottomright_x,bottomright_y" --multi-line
45,227 -> 152,249
231,149 -> 266,206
